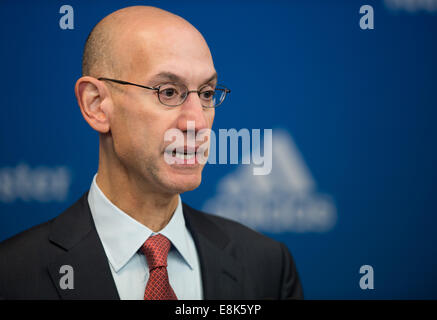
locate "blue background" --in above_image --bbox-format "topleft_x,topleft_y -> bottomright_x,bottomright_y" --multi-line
1,0 -> 436,299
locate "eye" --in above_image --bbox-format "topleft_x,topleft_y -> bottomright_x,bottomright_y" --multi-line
199,89 -> 215,101
160,87 -> 178,98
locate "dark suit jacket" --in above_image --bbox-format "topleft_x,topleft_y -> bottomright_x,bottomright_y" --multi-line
0,192 -> 303,300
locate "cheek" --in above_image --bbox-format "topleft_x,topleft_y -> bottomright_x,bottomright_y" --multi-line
110,104 -> 148,155
111,103 -> 173,158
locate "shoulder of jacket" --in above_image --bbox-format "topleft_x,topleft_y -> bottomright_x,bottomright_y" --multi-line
183,202 -> 283,250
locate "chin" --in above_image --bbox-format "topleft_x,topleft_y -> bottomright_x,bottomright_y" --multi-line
169,175 -> 202,193
156,169 -> 203,194
152,159 -> 205,194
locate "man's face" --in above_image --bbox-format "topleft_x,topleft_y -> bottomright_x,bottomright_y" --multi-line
106,24 -> 216,194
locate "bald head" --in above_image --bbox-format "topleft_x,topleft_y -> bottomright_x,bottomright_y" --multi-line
82,6 -> 212,78
75,6 -> 218,199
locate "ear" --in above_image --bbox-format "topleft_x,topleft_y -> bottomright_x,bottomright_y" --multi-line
75,76 -> 112,133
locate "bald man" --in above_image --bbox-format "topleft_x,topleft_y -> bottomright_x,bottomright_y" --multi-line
0,6 -> 303,300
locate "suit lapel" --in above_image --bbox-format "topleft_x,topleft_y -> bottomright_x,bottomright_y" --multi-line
47,192 -> 119,300
46,193 -> 243,299
183,203 -> 244,299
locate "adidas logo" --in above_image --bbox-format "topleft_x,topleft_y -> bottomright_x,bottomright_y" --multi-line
203,130 -> 337,233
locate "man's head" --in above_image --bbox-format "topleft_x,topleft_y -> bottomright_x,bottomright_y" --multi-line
75,6 -> 217,195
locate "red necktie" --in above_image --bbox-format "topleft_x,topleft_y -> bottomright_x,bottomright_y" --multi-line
140,234 -> 178,300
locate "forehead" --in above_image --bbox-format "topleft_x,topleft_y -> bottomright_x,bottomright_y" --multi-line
119,24 -> 215,84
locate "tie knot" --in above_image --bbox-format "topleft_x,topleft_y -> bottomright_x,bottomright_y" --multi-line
141,234 -> 171,270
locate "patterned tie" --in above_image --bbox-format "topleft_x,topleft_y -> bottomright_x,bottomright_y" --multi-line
140,234 -> 178,300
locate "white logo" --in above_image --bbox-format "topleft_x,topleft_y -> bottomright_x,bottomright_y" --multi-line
164,122 -> 272,175
59,5 -> 74,30
359,5 -> 374,30
384,0 -> 437,13
0,163 -> 71,203
359,265 -> 375,290
203,130 -> 337,233
59,265 -> 74,290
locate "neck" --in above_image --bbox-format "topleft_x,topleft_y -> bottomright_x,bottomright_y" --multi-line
96,136 -> 179,232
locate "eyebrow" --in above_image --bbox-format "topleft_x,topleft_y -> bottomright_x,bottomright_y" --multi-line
149,71 -> 218,86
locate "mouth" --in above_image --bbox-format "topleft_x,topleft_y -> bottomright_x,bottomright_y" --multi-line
164,146 -> 206,166
170,149 -> 196,161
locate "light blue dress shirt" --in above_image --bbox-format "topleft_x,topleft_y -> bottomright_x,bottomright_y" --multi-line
87,174 -> 203,300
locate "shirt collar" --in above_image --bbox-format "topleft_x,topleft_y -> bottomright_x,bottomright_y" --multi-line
87,174 -> 194,273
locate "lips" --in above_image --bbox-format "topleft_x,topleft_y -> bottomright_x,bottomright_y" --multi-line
172,149 -> 196,160
164,145 -> 206,165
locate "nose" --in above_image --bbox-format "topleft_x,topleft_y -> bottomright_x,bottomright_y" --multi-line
176,91 -> 210,133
